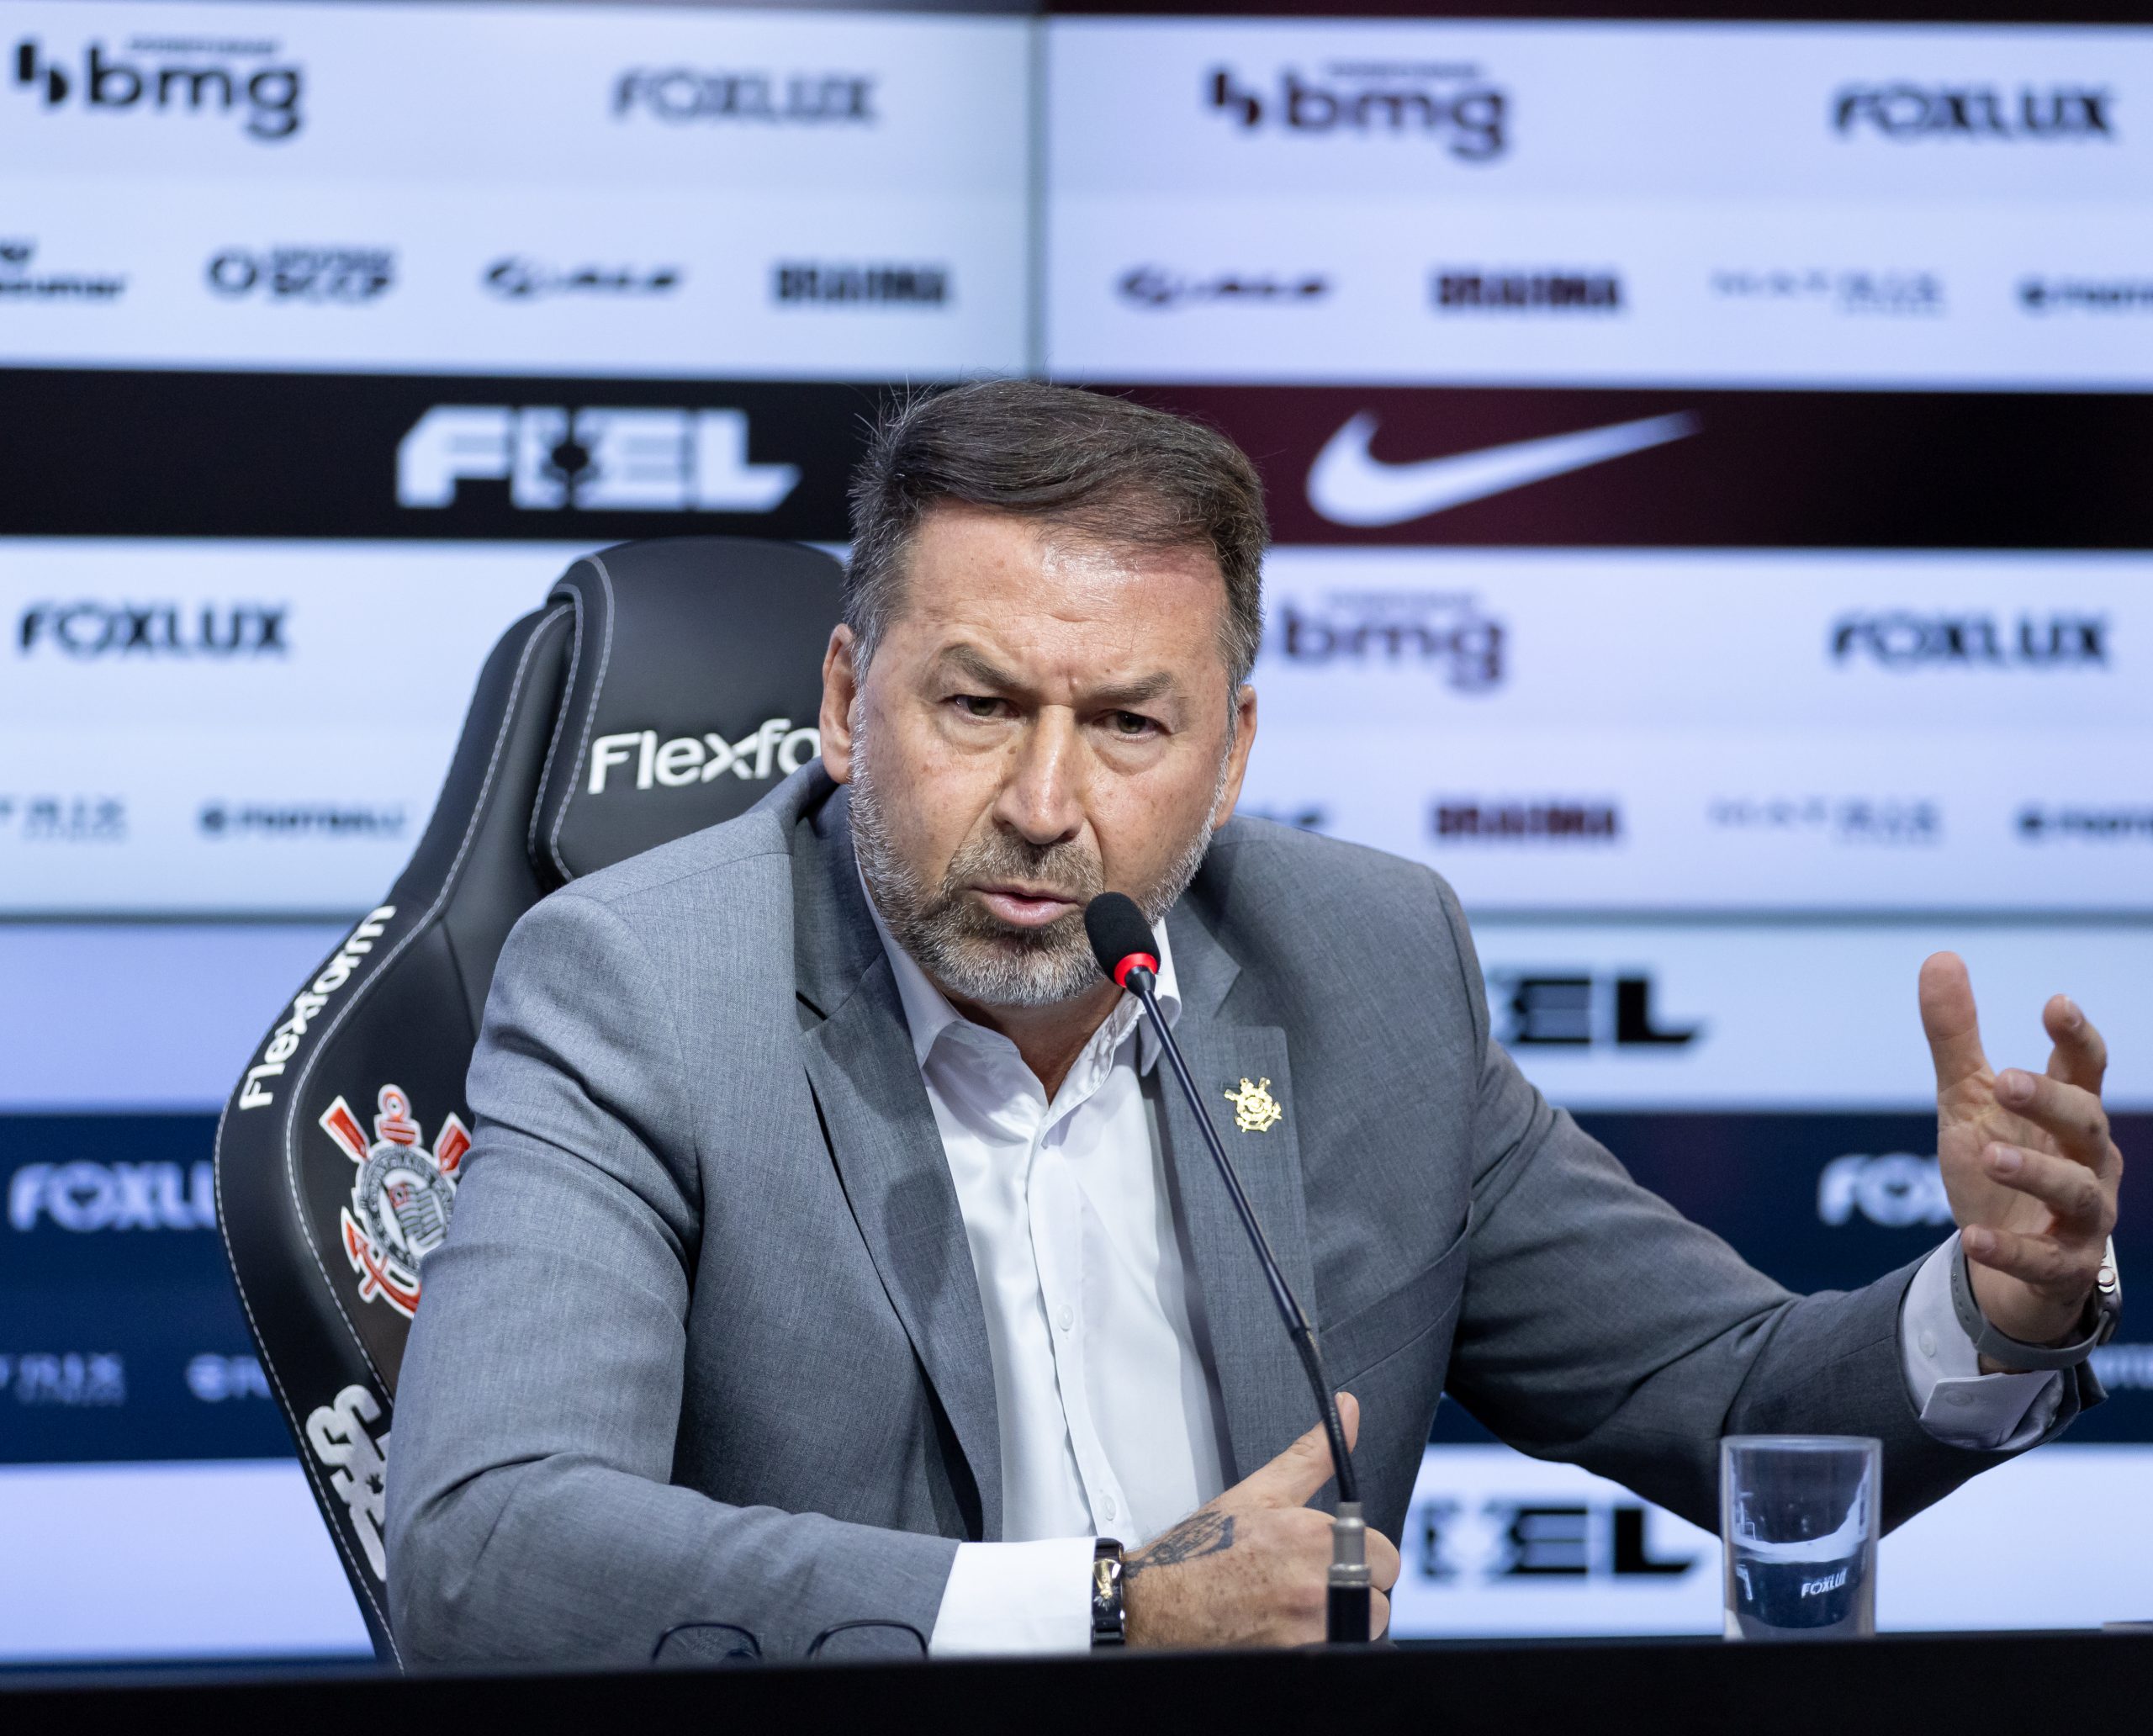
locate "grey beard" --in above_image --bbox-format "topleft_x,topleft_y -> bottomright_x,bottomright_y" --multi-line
849,726 -> 1224,1010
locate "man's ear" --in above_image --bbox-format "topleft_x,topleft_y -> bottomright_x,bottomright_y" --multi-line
819,625 -> 860,783
1211,685 -> 1258,829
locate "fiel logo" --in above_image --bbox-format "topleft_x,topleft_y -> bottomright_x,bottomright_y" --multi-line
397,406 -> 799,513
12,36 -> 304,140
1485,971 -> 1701,1050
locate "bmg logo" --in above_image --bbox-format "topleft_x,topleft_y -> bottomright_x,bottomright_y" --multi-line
13,36 -> 304,141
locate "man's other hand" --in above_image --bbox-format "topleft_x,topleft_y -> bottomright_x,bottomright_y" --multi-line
1121,1392 -> 1400,1648
1921,952 -> 2124,1354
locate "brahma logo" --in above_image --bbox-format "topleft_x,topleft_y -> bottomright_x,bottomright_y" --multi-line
586,721 -> 820,792
320,1084 -> 468,1321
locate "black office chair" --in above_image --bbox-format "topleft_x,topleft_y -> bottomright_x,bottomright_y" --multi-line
214,537 -> 843,1665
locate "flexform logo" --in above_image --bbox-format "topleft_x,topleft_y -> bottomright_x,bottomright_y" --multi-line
16,601 -> 287,658
1269,592 -> 1504,691
397,405 -> 799,513
1817,1153 -> 1952,1229
209,247 -> 393,303
2018,806 -> 2153,843
1207,62 -> 1506,161
1833,82 -> 2113,142
1708,797 -> 1940,845
773,262 -> 948,306
198,802 -> 407,841
585,721 -> 820,794
2020,277 -> 2153,315
1431,800 -> 1620,843
0,237 -> 124,301
1711,267 -> 1944,317
1416,1497 -> 1696,1584
613,66 -> 874,125
12,35 -> 304,141
1119,267 -> 1328,310
1432,269 -> 1621,315
1485,971 -> 1701,1050
1829,612 -> 2107,669
9,1161 -> 216,1231
484,258 -> 681,300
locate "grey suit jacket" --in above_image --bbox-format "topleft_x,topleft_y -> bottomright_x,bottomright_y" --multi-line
386,765 -> 2087,1665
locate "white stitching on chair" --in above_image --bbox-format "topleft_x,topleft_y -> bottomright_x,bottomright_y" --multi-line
216,1097 -> 405,1668
547,552 -> 618,882
278,604 -> 573,1399
527,558 -> 593,872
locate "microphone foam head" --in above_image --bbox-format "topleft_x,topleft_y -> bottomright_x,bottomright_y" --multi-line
1084,893 -> 1158,986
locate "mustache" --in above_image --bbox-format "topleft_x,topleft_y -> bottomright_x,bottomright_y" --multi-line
939,830 -> 1103,910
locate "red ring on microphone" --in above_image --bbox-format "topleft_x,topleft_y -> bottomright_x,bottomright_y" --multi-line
1111,952 -> 1159,989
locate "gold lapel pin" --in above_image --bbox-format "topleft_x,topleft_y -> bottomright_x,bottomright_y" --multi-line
1223,1077 -> 1283,1134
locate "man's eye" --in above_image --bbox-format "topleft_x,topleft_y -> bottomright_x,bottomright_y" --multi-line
1110,711 -> 1156,737
955,695 -> 1003,719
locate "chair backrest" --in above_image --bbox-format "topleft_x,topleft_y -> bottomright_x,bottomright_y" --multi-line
214,537 -> 843,1664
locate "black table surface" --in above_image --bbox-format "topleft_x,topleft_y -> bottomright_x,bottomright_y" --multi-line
8,1632 -> 2153,1735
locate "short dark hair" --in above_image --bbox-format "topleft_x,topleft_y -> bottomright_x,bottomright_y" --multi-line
845,379 -> 1269,689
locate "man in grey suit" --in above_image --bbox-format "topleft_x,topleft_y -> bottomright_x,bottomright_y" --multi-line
388,381 -> 2124,1663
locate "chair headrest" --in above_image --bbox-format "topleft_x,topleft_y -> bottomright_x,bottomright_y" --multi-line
529,537 -> 843,887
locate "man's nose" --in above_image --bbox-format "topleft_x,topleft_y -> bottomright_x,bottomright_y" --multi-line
994,710 -> 1086,847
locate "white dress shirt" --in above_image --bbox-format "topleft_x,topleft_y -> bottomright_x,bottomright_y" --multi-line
865,900 -> 2063,1656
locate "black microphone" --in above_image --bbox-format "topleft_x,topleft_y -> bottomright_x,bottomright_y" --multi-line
1084,892 -> 1372,1645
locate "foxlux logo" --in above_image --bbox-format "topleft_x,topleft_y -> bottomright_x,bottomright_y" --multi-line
9,1161 -> 215,1231
1209,62 -> 1506,161
17,601 -> 286,657
587,721 -> 820,793
12,36 -> 303,140
613,67 -> 873,125
398,406 -> 799,513
1818,1153 -> 1952,1229
1271,594 -> 1504,691
1830,612 -> 2107,668
1833,82 -> 2113,141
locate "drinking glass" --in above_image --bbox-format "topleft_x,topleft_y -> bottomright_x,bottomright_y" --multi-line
1720,1436 -> 1881,1640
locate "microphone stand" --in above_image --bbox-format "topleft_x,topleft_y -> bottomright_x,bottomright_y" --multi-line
1120,961 -> 1372,1644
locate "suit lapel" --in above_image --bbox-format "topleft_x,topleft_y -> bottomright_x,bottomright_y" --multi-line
792,785 -> 1002,1540
1156,914 -> 1320,1486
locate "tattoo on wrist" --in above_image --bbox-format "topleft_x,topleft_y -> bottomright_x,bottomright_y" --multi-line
1125,1511 -> 1234,1580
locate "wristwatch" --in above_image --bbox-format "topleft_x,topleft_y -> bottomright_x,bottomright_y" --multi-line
1090,1538 -> 1126,1649
1950,1233 -> 2122,1372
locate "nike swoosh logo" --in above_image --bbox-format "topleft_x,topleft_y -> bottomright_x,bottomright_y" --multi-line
1307,410 -> 1702,528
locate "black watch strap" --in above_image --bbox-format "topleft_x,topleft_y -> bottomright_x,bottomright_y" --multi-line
1950,1232 -> 2122,1372
1090,1538 -> 1126,1649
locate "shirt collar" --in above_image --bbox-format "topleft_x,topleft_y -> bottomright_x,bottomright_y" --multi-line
860,865 -> 1183,1076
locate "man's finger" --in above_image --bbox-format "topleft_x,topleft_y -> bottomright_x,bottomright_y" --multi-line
1994,1068 -> 2113,1168
1367,1524 -> 1402,1593
1918,952 -> 1990,1093
1220,1392 -> 1361,1512
1981,1144 -> 2111,1227
2045,995 -> 2109,1093
1372,1588 -> 1391,1641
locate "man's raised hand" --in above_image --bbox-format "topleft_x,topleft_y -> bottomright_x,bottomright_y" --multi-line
1121,1392 -> 1401,1648
1919,951 -> 2122,1354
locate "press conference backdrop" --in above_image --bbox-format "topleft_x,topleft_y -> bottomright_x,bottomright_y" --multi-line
3,0 -> 2151,1661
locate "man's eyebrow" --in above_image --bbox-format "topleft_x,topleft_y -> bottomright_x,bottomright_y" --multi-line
936,644 -> 1024,691
932,645 -> 1181,711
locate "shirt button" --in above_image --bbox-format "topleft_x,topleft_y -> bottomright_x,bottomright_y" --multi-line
1056,1305 -> 1074,1332
1944,1389 -> 1973,1407
1102,1494 -> 1118,1521
1918,1331 -> 1939,1358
